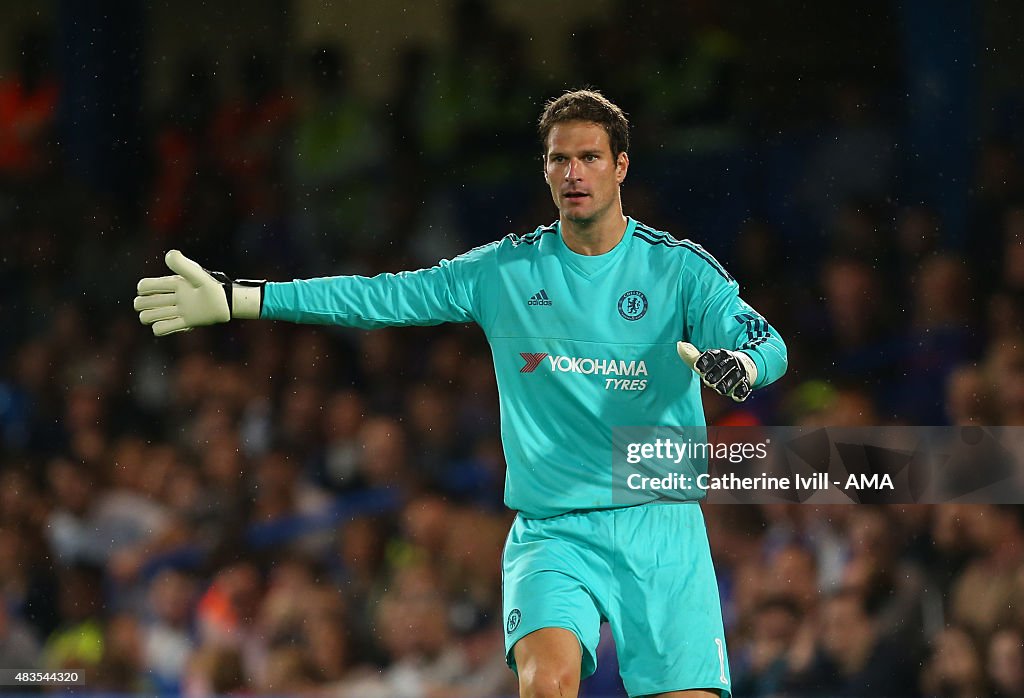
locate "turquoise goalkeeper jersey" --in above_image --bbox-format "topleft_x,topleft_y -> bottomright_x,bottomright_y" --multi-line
262,217 -> 787,518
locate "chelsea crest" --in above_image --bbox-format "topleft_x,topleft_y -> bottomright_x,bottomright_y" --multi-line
618,290 -> 648,321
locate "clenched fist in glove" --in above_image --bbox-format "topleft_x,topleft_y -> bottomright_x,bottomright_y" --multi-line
676,341 -> 757,403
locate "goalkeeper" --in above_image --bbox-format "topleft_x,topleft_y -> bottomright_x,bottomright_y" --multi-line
135,89 -> 786,698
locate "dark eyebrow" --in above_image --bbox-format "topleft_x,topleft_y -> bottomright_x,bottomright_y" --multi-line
546,149 -> 603,159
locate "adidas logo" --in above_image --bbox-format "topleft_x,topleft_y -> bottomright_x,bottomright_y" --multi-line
527,289 -> 553,306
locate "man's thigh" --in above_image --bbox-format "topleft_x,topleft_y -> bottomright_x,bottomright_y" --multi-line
502,512 -> 611,680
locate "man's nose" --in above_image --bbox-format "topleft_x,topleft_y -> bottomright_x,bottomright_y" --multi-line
564,158 -> 582,181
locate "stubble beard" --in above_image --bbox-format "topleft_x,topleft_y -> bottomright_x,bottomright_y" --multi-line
561,196 -> 611,229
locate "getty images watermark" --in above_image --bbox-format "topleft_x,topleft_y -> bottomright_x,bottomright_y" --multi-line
611,426 -> 1024,504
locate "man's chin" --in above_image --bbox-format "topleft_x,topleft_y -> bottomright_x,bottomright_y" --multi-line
562,208 -> 595,225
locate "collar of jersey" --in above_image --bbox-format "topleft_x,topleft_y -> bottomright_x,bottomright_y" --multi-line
554,217 -> 636,278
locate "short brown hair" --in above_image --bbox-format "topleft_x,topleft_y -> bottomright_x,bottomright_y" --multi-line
537,88 -> 630,159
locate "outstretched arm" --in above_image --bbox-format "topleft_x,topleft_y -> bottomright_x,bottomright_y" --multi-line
134,248 -> 492,336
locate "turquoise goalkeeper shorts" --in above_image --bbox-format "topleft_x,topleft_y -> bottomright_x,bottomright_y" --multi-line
502,502 -> 731,698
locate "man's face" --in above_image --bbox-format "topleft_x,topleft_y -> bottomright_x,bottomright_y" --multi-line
544,120 -> 628,226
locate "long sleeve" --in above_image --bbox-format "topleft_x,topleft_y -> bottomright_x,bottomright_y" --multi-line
681,247 -> 788,388
261,243 -> 495,329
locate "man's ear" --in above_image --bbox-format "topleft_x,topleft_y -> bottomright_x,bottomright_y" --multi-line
616,151 -> 629,184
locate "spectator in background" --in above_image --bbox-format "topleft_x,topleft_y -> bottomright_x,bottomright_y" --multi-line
450,342 -> 502,446
256,555 -> 319,649
314,388 -> 367,492
987,627 -> 1024,698
260,646 -> 319,694
986,288 -> 1024,347
921,625 -> 989,698
304,606 -> 352,684
945,365 -> 995,425
400,493 -> 454,561
730,219 -> 791,321
784,588 -> 922,697
983,340 -> 1024,425
949,505 -> 1024,639
894,254 -> 975,423
97,436 -> 176,581
830,200 -> 893,270
45,457 -> 110,566
968,143 -> 1024,295
188,430 -> 250,555
249,448 -> 332,558
730,596 -> 801,697
285,326 -> 338,385
910,255 -> 973,331
895,205 -> 943,275
275,378 -> 327,464
0,473 -> 46,589
0,601 -> 40,676
762,543 -> 820,613
333,515 -> 391,664
356,415 -> 412,491
142,568 -> 198,693
338,561 -> 462,697
41,564 -> 105,679
702,505 -> 767,631
183,644 -> 246,698
442,434 -> 507,507
820,257 -> 890,353
194,561 -> 266,686
440,508 -> 507,617
442,605 -> 518,698
999,205 -> 1024,293
355,328 -> 411,414
404,381 -> 465,486
94,612 -> 150,693
256,559 -> 353,690
840,507 -> 927,641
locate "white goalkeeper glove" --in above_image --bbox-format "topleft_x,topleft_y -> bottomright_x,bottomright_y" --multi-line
677,342 -> 757,402
134,250 -> 264,337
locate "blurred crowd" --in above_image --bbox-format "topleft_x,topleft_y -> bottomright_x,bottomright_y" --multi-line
1,1 -> 1024,696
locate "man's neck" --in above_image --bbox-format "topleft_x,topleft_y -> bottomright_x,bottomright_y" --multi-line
560,211 -> 628,256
